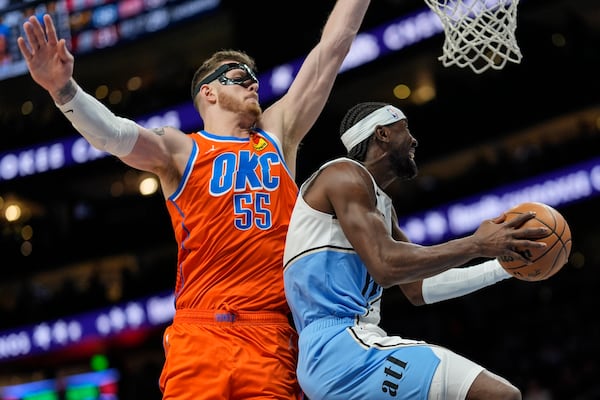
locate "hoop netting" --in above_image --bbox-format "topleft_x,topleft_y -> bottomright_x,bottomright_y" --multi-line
424,0 -> 522,73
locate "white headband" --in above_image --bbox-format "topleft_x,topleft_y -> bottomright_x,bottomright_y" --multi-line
341,105 -> 406,152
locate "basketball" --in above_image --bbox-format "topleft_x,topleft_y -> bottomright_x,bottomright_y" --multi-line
497,202 -> 572,281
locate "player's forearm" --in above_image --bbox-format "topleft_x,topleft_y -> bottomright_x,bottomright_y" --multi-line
421,259 -> 512,304
282,0 -> 371,138
320,0 -> 370,56
54,82 -> 139,157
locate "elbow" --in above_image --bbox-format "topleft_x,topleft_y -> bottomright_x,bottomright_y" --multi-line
403,290 -> 427,306
370,261 -> 427,305
370,268 -> 395,289
371,258 -> 425,289
405,294 -> 426,307
399,282 -> 427,307
387,272 -> 418,288
370,261 -> 404,289
402,296 -> 425,307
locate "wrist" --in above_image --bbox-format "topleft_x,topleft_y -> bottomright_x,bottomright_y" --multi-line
52,79 -> 78,106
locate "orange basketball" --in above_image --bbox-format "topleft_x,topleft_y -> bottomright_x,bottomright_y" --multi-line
497,202 -> 572,281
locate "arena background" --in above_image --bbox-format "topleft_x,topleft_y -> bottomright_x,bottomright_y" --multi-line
0,0 -> 599,398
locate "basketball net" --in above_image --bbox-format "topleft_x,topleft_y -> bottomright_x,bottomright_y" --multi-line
424,0 -> 522,74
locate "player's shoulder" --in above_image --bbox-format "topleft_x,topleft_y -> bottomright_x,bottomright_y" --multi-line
142,125 -> 186,136
318,158 -> 372,188
321,157 -> 368,175
147,125 -> 194,153
163,125 -> 187,135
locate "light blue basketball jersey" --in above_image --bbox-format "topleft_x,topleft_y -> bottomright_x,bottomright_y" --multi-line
283,158 -> 440,400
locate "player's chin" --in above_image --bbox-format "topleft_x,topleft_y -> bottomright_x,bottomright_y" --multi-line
247,103 -> 262,119
400,161 -> 418,180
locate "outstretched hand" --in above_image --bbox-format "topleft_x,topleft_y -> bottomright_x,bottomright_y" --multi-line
473,211 -> 549,263
17,13 -> 74,96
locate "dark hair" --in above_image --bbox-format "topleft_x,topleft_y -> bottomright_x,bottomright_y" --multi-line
339,101 -> 388,161
190,49 -> 257,104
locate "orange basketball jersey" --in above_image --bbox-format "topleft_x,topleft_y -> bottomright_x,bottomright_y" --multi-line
166,128 -> 298,313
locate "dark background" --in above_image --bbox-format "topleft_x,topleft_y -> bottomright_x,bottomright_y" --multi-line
1,0 -> 599,398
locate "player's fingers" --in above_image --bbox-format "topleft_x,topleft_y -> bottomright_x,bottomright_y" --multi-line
490,213 -> 506,224
504,211 -> 535,228
515,226 -> 551,240
57,39 -> 74,62
22,17 -> 42,51
515,238 -> 547,249
27,16 -> 48,48
17,36 -> 33,60
43,14 -> 58,46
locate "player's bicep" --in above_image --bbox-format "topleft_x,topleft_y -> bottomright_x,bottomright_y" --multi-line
120,126 -> 168,168
326,169 -> 396,284
124,127 -> 193,199
260,45 -> 343,147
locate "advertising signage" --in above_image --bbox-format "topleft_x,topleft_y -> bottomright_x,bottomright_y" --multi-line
0,0 -> 220,81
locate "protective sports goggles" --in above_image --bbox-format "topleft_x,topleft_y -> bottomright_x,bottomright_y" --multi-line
192,63 -> 258,98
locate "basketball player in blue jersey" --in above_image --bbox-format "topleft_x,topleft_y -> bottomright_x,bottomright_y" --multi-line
283,102 -> 550,400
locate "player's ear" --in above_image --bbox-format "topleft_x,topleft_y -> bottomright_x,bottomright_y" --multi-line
201,84 -> 217,104
374,125 -> 390,143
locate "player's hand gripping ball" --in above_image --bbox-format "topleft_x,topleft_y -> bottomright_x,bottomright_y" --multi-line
498,202 -> 572,281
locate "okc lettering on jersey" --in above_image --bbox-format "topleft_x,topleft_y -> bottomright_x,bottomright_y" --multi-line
209,150 -> 281,231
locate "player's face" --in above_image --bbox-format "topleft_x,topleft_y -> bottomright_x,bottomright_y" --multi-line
198,61 -> 262,118
388,120 -> 418,179
214,66 -> 261,118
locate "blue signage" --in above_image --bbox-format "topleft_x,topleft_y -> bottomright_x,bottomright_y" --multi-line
400,157 -> 600,244
0,291 -> 174,362
1,6 -> 445,183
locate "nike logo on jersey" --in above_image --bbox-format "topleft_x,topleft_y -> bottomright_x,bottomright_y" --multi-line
64,109 -> 74,114
205,145 -> 217,154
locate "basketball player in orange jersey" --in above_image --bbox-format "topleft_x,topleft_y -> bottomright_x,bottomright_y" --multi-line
17,2 -> 371,398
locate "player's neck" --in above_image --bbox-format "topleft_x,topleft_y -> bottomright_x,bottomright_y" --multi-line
203,114 -> 256,138
363,155 -> 400,192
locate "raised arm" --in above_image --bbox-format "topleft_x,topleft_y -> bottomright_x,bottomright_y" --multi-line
259,1 -> 371,166
18,15 -> 139,159
17,14 -> 191,195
